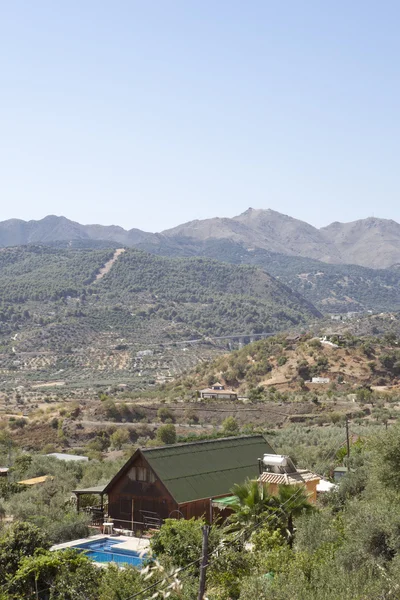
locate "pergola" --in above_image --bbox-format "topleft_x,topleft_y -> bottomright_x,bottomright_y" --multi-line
72,484 -> 107,515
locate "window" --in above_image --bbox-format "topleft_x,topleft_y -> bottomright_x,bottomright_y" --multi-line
137,467 -> 146,481
128,465 -> 156,483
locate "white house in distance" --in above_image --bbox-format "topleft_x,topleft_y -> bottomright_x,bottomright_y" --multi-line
46,453 -> 89,462
311,377 -> 330,384
199,382 -> 238,400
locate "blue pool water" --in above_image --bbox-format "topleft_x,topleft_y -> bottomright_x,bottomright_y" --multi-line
74,538 -> 146,567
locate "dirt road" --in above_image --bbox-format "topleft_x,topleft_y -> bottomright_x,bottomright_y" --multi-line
95,248 -> 126,281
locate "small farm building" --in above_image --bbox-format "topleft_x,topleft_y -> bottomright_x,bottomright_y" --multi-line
259,470 -> 320,503
258,454 -> 320,503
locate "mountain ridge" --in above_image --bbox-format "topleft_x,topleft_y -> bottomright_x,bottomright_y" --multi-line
0,209 -> 399,268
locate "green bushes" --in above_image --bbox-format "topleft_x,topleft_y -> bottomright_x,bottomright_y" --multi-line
151,518 -> 221,574
110,429 -> 130,450
156,424 -> 177,445
101,400 -> 146,423
222,417 -> 240,436
157,407 -> 175,423
8,417 -> 27,430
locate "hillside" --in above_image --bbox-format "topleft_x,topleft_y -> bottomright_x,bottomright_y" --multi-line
1,210 -> 400,269
137,238 -> 400,313
0,245 -> 115,302
174,330 -> 400,395
2,212 -> 400,316
0,246 -> 320,389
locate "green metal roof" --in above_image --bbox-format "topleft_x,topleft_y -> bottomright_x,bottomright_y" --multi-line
141,435 -> 275,504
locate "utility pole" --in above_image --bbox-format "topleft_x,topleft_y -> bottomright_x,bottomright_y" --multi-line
345,416 -> 350,467
7,439 -> 12,482
7,439 -> 12,468
198,525 -> 210,600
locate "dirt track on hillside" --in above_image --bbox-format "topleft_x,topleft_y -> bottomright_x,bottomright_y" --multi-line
96,248 -> 126,281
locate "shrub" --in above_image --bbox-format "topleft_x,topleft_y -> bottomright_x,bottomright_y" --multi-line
151,518 -> 220,574
222,417 -> 240,436
110,429 -> 130,450
156,424 -> 177,445
157,407 -> 175,423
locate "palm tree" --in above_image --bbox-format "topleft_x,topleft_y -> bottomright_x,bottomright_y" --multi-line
226,479 -> 277,538
270,484 -> 314,548
226,480 -> 314,547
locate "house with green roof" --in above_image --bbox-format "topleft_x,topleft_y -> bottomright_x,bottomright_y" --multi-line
104,435 -> 274,530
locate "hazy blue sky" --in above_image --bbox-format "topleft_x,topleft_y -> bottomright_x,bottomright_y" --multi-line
1,1 -> 400,231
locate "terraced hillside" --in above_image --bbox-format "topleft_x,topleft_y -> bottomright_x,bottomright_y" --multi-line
172,329 -> 400,396
0,246 -> 321,389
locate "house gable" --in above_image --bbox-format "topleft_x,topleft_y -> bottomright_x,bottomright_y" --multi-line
104,449 -> 177,503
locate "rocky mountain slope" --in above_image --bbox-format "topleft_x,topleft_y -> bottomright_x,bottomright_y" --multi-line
163,208 -> 341,263
163,208 -> 400,269
0,215 -> 158,247
1,209 -> 399,269
321,217 -> 400,269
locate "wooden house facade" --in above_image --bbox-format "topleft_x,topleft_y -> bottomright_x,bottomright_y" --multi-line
104,435 -> 274,531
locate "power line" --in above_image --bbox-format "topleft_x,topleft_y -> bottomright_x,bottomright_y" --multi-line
1,487 -> 306,600
313,435 -> 349,476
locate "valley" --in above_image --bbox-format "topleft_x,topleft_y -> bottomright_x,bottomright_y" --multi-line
0,245 -> 320,391
0,221 -> 399,600
2,327 -> 399,457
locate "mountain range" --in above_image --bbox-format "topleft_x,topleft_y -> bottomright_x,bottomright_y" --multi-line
1,209 -> 400,269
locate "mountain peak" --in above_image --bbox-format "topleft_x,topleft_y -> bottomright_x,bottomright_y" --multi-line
0,211 -> 399,269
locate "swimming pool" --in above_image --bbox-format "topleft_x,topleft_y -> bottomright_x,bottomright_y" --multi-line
74,537 -> 146,567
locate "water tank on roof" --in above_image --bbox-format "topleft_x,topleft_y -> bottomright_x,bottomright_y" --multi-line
263,454 -> 288,467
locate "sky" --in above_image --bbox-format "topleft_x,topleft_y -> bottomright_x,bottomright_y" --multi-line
1,1 -> 400,232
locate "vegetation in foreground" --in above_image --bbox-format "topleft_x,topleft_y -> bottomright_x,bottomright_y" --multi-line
1,422 -> 400,598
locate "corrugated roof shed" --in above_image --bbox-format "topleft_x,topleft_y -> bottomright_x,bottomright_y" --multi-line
142,435 -> 275,503
18,475 -> 53,486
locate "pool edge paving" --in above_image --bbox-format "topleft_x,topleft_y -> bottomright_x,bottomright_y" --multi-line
51,534 -> 150,568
